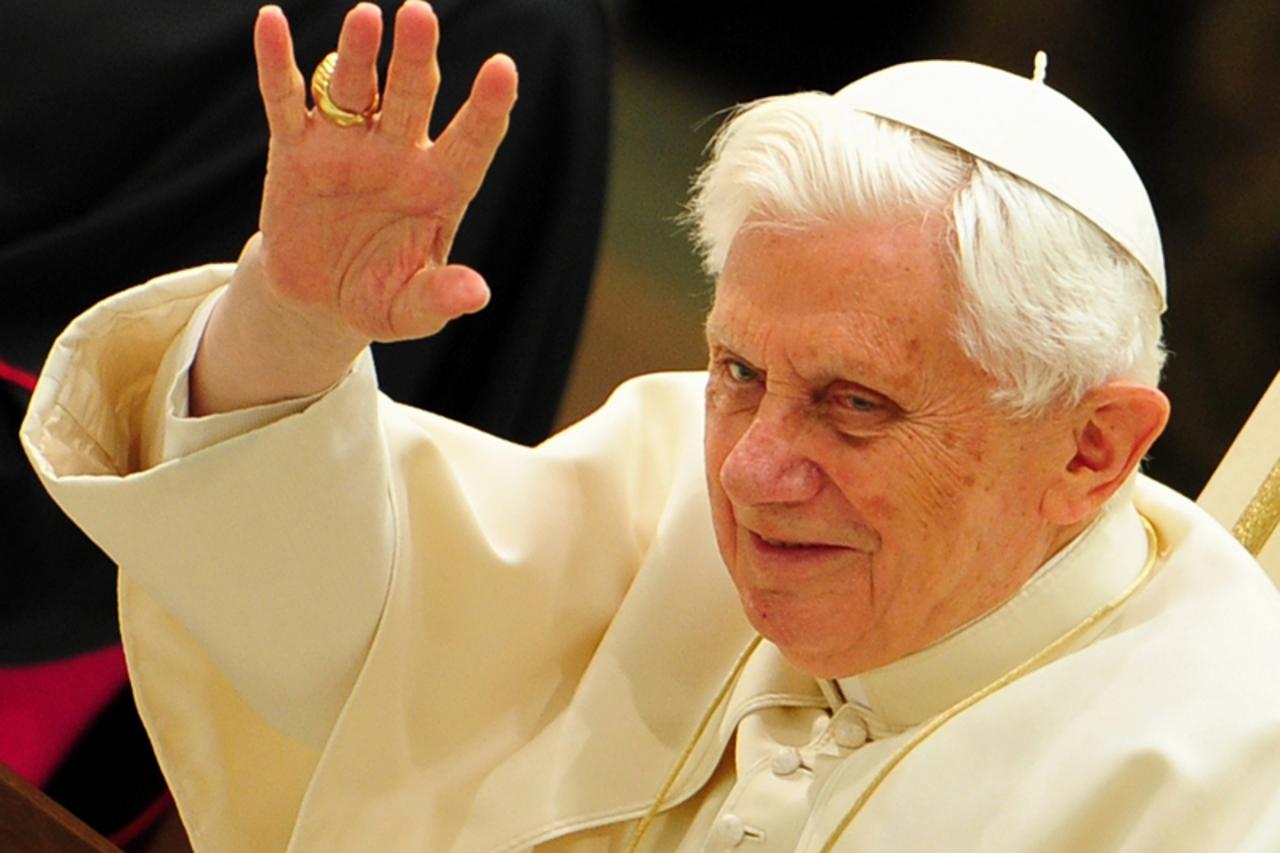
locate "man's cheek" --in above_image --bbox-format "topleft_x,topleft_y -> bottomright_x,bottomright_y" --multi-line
705,483 -> 740,564
882,430 -> 984,521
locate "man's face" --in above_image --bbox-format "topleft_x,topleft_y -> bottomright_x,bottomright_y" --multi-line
703,217 -> 1075,678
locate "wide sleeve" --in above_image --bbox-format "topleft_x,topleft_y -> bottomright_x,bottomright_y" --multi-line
21,264 -> 392,745
18,266 -> 397,849
20,265 -> 713,852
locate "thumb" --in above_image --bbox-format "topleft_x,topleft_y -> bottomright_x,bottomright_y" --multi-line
388,263 -> 491,339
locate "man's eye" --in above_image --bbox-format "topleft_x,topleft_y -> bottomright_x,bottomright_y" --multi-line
726,360 -> 759,383
826,383 -> 894,422
843,394 -> 879,413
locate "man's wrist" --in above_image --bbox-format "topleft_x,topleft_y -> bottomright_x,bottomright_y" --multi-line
190,238 -> 368,415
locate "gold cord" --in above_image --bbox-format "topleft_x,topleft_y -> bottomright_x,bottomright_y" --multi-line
622,517 -> 1163,852
1232,458 -> 1280,556
622,636 -> 763,853
817,514 -> 1163,851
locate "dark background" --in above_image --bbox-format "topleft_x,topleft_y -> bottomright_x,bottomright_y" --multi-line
572,0 -> 1278,498
0,1 -> 1275,847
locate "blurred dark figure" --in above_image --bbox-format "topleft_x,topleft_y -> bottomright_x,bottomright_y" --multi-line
0,0 -> 608,846
625,0 -> 1279,497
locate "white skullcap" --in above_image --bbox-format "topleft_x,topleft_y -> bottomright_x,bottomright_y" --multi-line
835,59 -> 1167,311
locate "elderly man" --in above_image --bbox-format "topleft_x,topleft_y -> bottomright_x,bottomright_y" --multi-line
20,2 -> 1280,851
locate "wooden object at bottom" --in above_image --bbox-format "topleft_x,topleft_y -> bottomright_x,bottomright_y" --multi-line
0,761 -> 121,853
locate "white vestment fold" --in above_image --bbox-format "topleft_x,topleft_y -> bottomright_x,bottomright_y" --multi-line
21,267 -> 1280,851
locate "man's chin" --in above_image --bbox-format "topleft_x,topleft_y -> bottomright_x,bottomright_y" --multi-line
736,591 -> 875,677
740,592 -> 824,654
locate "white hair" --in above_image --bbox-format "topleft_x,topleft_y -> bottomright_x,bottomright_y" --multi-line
686,92 -> 1167,415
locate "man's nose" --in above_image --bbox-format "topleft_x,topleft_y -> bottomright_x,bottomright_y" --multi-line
719,414 -> 822,506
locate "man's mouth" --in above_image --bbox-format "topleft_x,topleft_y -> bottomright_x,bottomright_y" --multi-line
749,531 -> 846,554
759,535 -> 820,549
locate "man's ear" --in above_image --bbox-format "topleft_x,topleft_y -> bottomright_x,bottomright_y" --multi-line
1042,382 -> 1170,525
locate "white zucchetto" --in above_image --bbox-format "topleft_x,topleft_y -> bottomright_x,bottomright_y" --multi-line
836,59 -> 1167,311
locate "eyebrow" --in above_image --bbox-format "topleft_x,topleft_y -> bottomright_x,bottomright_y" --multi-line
703,323 -> 726,349
704,319 -> 915,401
703,314 -> 741,350
703,326 -> 761,369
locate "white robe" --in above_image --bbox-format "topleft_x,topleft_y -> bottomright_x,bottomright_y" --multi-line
21,266 -> 1280,851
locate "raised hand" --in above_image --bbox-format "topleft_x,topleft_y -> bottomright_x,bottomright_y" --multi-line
192,2 -> 518,415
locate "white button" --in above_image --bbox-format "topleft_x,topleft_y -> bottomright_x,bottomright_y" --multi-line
770,746 -> 803,776
833,715 -> 868,749
712,814 -> 746,846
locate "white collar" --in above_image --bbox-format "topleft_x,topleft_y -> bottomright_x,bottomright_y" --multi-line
835,492 -> 1151,734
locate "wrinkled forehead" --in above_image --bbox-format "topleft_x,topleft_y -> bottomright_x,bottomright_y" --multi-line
707,218 -> 965,349
709,212 -> 958,303
704,219 -> 1000,410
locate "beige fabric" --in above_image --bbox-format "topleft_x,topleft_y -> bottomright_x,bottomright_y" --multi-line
21,267 -> 1280,851
1199,371 -> 1280,580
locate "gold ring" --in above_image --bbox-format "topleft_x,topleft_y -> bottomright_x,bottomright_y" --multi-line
310,52 -> 380,127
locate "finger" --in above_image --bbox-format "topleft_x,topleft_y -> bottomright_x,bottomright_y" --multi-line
379,0 -> 441,145
433,54 -> 519,201
254,5 -> 307,140
328,2 -> 383,115
389,264 -> 490,339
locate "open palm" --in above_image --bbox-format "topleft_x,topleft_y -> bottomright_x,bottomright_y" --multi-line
254,1 -> 517,344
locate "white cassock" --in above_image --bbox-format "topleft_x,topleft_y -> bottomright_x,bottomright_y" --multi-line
21,267 -> 1280,852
